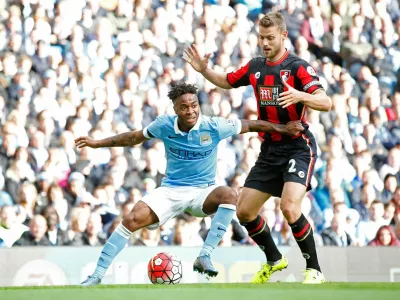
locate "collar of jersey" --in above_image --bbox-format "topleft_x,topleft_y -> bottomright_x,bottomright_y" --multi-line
173,114 -> 202,135
266,49 -> 289,66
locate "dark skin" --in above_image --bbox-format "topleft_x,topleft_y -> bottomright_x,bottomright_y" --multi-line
75,94 -> 304,149
74,93 -> 304,232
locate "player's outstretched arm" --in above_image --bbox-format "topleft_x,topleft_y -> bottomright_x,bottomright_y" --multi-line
240,120 -> 304,136
183,44 -> 232,89
75,130 -> 147,149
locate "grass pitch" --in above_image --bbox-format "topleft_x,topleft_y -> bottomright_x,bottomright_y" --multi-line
1,283 -> 399,300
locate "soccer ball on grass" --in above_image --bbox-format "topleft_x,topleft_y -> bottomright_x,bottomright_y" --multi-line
148,252 -> 182,284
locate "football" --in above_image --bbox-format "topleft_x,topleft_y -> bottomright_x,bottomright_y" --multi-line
148,252 -> 183,284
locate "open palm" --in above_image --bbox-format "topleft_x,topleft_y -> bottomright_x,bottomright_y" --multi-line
183,44 -> 211,73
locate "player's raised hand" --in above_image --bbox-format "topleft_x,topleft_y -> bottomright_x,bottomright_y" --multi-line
278,79 -> 305,108
183,44 -> 211,73
75,136 -> 99,149
284,120 -> 304,136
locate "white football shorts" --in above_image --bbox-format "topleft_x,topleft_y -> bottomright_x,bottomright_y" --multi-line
140,185 -> 220,228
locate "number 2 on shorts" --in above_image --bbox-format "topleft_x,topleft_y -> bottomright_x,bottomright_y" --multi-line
288,159 -> 296,173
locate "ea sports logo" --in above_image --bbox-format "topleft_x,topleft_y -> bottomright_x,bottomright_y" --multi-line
255,72 -> 260,79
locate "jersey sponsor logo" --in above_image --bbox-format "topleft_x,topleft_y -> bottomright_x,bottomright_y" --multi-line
307,66 -> 317,76
200,132 -> 212,146
169,147 -> 213,160
258,85 -> 281,106
302,80 -> 320,91
280,70 -> 291,81
255,72 -> 260,79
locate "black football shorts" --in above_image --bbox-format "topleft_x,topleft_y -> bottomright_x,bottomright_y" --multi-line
244,130 -> 318,197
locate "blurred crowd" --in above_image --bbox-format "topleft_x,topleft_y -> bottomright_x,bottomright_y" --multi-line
0,0 -> 399,249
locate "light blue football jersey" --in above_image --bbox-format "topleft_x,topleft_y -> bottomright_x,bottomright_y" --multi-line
143,114 -> 241,187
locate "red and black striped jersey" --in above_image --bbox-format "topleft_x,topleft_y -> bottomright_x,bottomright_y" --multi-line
227,50 -> 324,144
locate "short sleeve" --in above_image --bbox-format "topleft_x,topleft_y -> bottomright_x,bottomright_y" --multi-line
295,61 -> 324,94
227,60 -> 252,88
214,117 -> 242,140
143,115 -> 169,139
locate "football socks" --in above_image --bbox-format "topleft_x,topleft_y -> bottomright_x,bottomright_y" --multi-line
242,215 -> 282,262
200,204 -> 236,257
289,214 -> 321,272
93,223 -> 132,279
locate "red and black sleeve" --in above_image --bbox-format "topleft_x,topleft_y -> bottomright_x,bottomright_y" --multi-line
295,62 -> 324,94
227,60 -> 252,88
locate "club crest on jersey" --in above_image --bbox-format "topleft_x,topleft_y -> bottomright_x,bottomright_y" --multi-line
258,85 -> 280,106
200,132 -> 212,146
255,72 -> 260,79
307,66 -> 317,76
280,70 -> 291,81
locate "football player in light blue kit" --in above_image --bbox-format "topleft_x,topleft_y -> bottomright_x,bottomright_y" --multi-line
75,83 -> 303,285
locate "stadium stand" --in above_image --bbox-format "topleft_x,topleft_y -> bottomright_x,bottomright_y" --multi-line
0,0 -> 399,248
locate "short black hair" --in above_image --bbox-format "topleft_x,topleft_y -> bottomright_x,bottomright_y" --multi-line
167,82 -> 198,102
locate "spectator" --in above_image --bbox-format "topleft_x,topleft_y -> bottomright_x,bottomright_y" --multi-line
66,207 -> 90,245
381,174 -> 398,204
0,0 -> 398,248
368,225 -> 400,246
42,206 -> 68,246
353,184 -> 379,221
392,186 -> 400,211
36,171 -> 53,209
379,148 -> 400,181
280,0 -> 305,44
383,201 -> 396,225
172,217 -> 204,246
0,173 -> 13,207
5,147 -> 35,202
15,182 -> 40,225
0,133 -> 17,172
321,214 -> 353,246
274,220 -> 296,246
0,205 -> 28,247
46,183 -> 70,230
357,200 -> 387,246
13,215 -> 52,246
134,227 -> 166,246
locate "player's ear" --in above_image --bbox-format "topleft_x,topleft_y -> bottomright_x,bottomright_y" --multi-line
282,30 -> 288,40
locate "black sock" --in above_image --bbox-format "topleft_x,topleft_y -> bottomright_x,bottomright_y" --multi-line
289,214 -> 321,272
242,215 -> 282,262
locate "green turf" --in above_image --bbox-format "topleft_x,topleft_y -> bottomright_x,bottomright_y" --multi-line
1,283 -> 400,300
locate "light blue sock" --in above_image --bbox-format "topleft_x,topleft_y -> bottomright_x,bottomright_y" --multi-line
93,223 -> 132,279
200,204 -> 236,257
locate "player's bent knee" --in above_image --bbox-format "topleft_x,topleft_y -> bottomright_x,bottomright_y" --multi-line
280,202 -> 301,224
219,188 -> 238,206
122,212 -> 145,232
